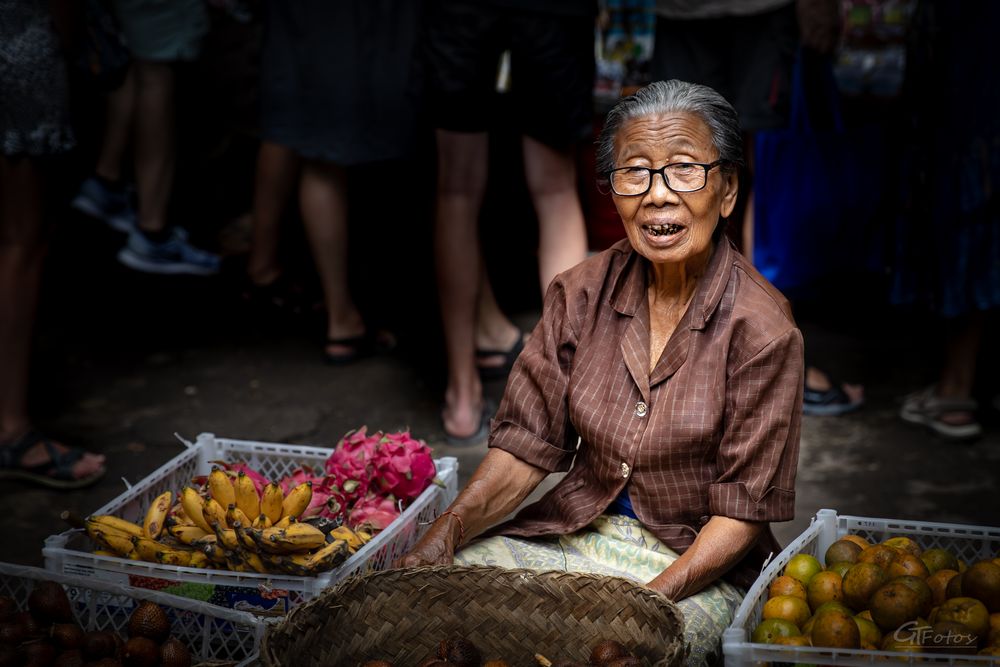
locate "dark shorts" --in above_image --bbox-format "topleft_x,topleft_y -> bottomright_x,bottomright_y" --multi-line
651,3 -> 797,132
422,0 -> 595,149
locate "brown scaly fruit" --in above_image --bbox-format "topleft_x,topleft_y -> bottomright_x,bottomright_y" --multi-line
81,631 -> 118,659
0,623 -> 27,647
18,640 -> 57,666
159,637 -> 191,667
28,580 -> 74,624
437,637 -> 481,666
122,637 -> 159,667
590,639 -> 629,664
52,649 -> 85,667
17,612 -> 48,640
127,601 -> 170,643
50,623 -> 84,650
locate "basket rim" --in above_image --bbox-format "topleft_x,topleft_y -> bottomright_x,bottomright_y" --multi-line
262,564 -> 686,666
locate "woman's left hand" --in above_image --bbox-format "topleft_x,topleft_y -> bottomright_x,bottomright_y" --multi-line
395,512 -> 463,568
647,516 -> 764,600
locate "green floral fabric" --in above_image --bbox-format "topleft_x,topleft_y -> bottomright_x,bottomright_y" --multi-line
454,514 -> 744,666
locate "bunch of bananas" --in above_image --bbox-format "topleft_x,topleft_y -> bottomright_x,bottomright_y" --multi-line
85,467 -> 372,576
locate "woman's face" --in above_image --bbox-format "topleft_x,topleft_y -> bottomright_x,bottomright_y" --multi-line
612,112 -> 738,268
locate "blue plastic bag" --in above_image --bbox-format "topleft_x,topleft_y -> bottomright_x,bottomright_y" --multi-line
753,54 -> 883,294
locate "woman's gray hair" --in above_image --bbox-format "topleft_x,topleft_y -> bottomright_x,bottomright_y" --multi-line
596,80 -> 744,175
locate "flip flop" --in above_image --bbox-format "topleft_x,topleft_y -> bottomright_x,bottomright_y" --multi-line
324,330 -> 397,366
0,430 -> 106,489
802,377 -> 863,416
476,332 -> 525,380
442,399 -> 496,447
900,385 -> 982,440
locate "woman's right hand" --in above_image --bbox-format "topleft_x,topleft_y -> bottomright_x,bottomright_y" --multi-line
395,513 -> 461,568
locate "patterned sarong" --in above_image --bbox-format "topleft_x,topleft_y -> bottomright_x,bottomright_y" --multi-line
454,514 -> 744,666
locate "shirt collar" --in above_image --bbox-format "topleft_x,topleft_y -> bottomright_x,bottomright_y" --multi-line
609,237 -> 737,330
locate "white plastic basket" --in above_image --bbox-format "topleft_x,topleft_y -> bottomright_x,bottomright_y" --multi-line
43,433 -> 459,615
723,509 -> 1000,666
0,562 -> 266,665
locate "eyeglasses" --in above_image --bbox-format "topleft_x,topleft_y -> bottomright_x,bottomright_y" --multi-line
607,161 -> 724,196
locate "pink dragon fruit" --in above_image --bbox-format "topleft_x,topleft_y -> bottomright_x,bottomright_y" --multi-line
370,431 -> 436,501
348,492 -> 401,532
279,466 -> 324,495
324,427 -> 378,479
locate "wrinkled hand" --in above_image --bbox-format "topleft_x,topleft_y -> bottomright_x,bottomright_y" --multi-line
797,0 -> 842,55
395,518 -> 458,568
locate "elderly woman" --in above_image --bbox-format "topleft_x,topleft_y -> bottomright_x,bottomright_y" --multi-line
401,80 -> 804,665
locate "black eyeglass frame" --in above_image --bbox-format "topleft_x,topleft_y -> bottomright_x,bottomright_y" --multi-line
606,160 -> 726,196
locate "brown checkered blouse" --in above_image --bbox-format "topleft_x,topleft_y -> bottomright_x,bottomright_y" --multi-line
488,238 -> 804,588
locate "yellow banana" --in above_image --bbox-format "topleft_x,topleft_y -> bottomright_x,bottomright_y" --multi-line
94,531 -> 135,558
167,524 -> 210,545
280,482 -> 312,520
234,472 -> 260,519
182,487 -> 212,532
261,552 -> 311,576
274,515 -> 293,529
85,519 -> 133,545
188,551 -> 209,568
239,551 -> 269,574
260,483 -> 284,524
327,525 -> 367,553
92,549 -> 118,558
156,548 -> 194,567
262,523 -> 326,553
252,513 -> 272,529
210,520 -> 240,550
87,515 -> 143,538
143,491 -> 173,539
227,504 -> 252,529
131,536 -> 164,562
203,498 -> 228,530
208,467 -> 236,509
233,521 -> 259,553
306,539 -> 350,571
191,533 -> 218,548
201,541 -> 226,563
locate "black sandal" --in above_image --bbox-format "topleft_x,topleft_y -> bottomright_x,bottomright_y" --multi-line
0,430 -> 106,489
475,332 -> 525,381
324,330 -> 397,366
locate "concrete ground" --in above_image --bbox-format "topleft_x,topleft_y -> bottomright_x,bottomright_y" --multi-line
2,211 -> 999,570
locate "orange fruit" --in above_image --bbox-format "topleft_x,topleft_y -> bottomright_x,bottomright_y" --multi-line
824,540 -> 863,567
854,615 -> 883,647
892,575 -> 934,617
882,537 -> 922,559
763,595 -> 811,629
840,534 -> 871,550
858,544 -> 900,571
979,646 -> 1000,656
769,575 -> 807,601
751,618 -> 800,644
870,581 -> 924,632
811,609 -> 861,649
887,554 -> 930,580
921,548 -> 959,575
947,571 -> 965,599
843,562 -> 888,611
784,554 -> 823,586
826,561 -> 853,578
773,635 -> 811,647
935,597 -> 990,641
880,634 -> 923,652
927,569 -> 960,607
989,611 -> 1000,635
857,609 -> 873,621
925,620 -> 979,654
963,561 -> 1000,613
807,571 -> 844,612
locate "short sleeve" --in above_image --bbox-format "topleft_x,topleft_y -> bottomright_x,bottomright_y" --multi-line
708,327 -> 804,522
488,276 -> 580,473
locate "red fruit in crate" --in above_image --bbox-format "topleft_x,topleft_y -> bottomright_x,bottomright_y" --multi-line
52,649 -> 85,667
0,623 -> 26,647
17,612 -> 47,640
50,623 -> 84,650
437,637 -> 481,666
28,581 -> 74,624
18,640 -> 57,666
348,493 -> 400,532
127,602 -> 169,643
590,639 -> 629,664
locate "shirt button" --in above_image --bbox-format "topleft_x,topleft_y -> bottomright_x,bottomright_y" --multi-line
620,462 -> 630,479
634,401 -> 647,417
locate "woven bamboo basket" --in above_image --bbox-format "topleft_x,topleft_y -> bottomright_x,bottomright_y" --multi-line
261,565 -> 686,666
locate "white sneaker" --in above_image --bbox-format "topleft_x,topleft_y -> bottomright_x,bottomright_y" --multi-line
117,227 -> 220,276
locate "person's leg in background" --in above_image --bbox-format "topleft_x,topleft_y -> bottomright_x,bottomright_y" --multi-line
298,159 -> 367,363
0,156 -> 105,483
131,59 -> 174,236
73,67 -> 137,233
247,141 -> 299,288
523,136 -> 588,293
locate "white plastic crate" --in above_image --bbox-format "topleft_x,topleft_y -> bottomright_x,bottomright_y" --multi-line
0,562 -> 266,665
723,509 -> 1000,666
43,433 -> 459,616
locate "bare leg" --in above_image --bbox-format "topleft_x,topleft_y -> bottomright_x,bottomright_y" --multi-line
132,60 -> 175,233
298,160 -> 364,355
522,135 -> 587,293
435,130 -> 495,439
0,156 -> 104,478
741,133 -> 754,260
95,66 -> 136,184
935,313 -> 983,425
248,141 -> 299,285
